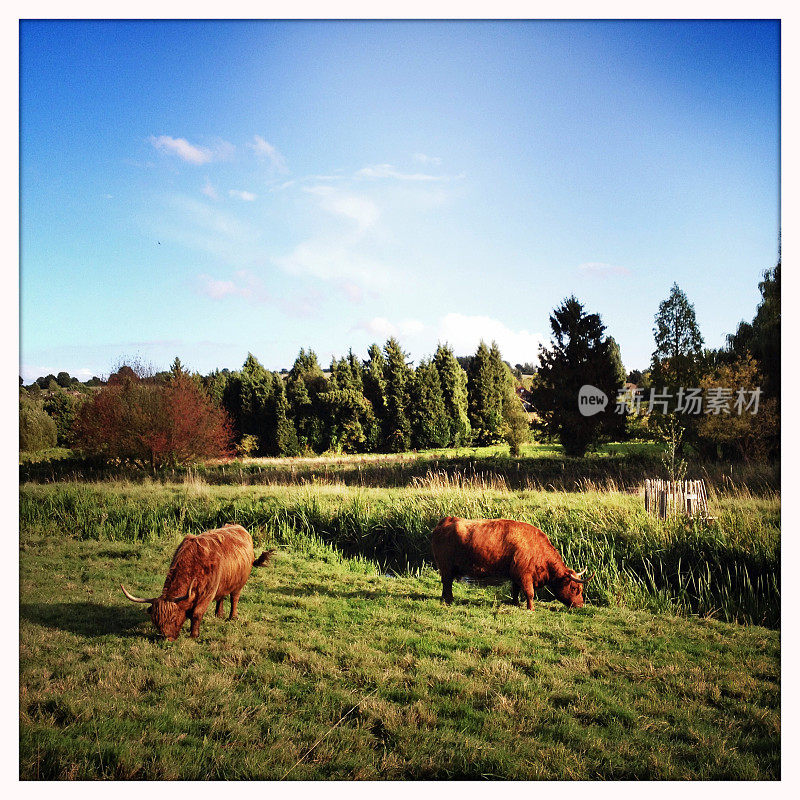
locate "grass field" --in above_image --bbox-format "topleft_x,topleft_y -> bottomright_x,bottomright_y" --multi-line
19,442 -> 780,495
19,477 -> 780,779
20,521 -> 779,779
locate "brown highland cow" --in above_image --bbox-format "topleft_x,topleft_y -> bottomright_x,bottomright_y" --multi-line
121,523 -> 273,640
431,516 -> 592,610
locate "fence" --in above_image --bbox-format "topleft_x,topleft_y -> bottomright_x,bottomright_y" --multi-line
643,478 -> 711,519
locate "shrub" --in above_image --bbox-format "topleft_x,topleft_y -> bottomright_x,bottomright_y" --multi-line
19,396 -> 57,452
72,371 -> 234,469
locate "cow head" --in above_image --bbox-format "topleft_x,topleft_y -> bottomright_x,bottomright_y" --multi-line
552,569 -> 593,608
121,581 -> 195,641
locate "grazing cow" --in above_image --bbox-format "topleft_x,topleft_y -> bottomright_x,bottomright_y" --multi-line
121,523 -> 273,640
431,516 -> 591,610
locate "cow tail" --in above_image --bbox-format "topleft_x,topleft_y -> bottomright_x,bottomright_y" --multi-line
253,549 -> 274,567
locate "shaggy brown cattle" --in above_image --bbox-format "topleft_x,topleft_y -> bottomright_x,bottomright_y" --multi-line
121,523 -> 273,640
431,516 -> 591,610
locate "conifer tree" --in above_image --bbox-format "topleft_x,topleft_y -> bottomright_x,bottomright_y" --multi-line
433,343 -> 471,446
362,343 -> 388,450
409,359 -> 450,450
270,373 -> 299,456
651,283 -> 704,389
467,340 -> 504,445
383,338 -> 413,452
286,348 -> 327,453
531,296 -> 622,456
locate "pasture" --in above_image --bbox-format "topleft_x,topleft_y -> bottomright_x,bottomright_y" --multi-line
19,478 -> 780,779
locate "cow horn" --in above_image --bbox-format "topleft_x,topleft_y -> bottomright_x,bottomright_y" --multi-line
166,578 -> 196,604
570,570 -> 594,584
120,584 -> 159,604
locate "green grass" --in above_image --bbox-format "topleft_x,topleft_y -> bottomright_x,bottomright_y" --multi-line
20,481 -> 780,627
20,524 -> 780,779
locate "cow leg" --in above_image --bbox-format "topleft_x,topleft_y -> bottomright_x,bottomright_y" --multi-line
521,575 -> 535,611
440,571 -> 454,605
510,580 -> 520,605
228,589 -> 242,620
189,612 -> 204,638
215,597 -> 226,618
189,597 -> 213,638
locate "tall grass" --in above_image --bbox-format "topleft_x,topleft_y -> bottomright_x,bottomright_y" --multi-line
19,447 -> 780,495
20,480 -> 780,628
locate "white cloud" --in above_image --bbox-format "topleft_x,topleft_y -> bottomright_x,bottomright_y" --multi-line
202,179 -> 219,200
229,189 -> 258,202
355,163 -> 446,182
155,194 -> 261,266
412,153 -> 442,166
274,240 -> 394,295
437,313 -> 545,366
149,135 -> 212,165
149,135 -> 234,165
359,317 -> 426,339
198,275 -> 239,300
249,135 -> 288,172
578,262 -> 632,277
304,185 -> 379,231
197,270 -> 271,304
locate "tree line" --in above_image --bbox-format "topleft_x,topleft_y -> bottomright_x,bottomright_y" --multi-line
19,258 -> 780,465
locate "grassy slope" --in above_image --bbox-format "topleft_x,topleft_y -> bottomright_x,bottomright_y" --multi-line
20,527 -> 780,780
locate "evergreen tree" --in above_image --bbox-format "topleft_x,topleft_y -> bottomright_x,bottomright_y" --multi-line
433,343 -> 471,446
727,260 -> 780,398
467,341 -> 504,445
651,283 -> 704,390
270,373 -> 299,456
202,368 -> 230,407
409,359 -> 450,450
383,338 -> 413,452
286,348 -> 328,453
606,337 -> 627,387
362,344 -> 388,450
491,349 -> 530,456
169,357 -> 185,379
221,354 -> 272,455
531,296 -> 622,456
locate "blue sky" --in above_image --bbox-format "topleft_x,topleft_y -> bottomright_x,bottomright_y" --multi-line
19,19 -> 780,382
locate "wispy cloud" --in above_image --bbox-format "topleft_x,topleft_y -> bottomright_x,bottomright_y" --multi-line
202,179 -> 219,200
249,135 -> 288,172
304,185 -> 379,231
355,163 -> 449,182
274,240 -> 393,294
197,270 -> 271,304
229,189 -> 258,202
412,153 -> 442,166
155,194 -> 260,266
149,135 -> 233,165
578,262 -> 632,277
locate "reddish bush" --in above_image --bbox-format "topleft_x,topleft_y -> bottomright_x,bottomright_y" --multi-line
72,372 -> 234,469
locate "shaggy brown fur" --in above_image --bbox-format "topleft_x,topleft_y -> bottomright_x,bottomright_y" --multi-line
431,516 -> 590,610
122,523 -> 273,640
